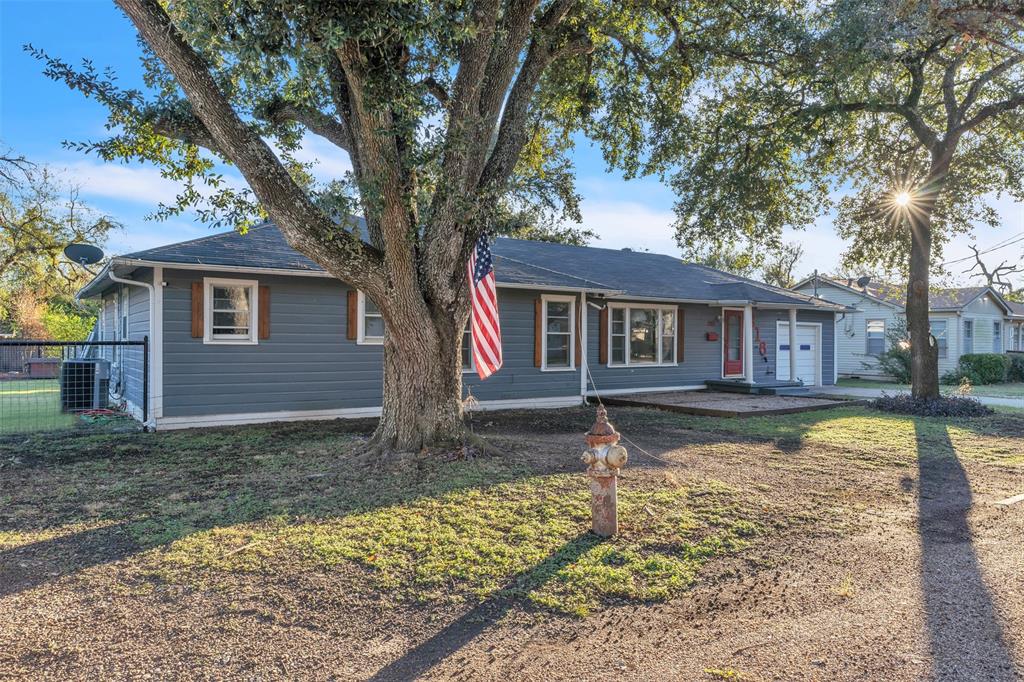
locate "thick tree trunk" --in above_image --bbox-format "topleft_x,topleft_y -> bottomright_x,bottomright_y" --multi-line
907,209 -> 940,398
372,304 -> 466,452
906,155 -> 949,400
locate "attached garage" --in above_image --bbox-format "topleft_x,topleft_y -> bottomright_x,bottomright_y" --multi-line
776,321 -> 822,386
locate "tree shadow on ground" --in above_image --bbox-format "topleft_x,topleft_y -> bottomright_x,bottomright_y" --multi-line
366,531 -> 603,682
0,421 -> 545,600
915,421 -> 1019,680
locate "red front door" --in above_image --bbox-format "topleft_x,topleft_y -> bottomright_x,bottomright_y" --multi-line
723,309 -> 744,376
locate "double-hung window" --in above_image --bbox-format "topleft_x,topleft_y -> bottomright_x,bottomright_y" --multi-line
357,291 -> 385,344
929,320 -> 948,359
608,304 -> 676,366
993,321 -> 1002,352
963,320 -> 974,354
865,319 -> 885,356
542,295 -> 575,370
204,278 -> 258,344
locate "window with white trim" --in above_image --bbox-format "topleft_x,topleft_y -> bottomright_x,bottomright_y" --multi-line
608,304 -> 676,366
357,291 -> 385,344
963,319 -> 973,354
204,278 -> 258,344
993,321 -> 1002,352
929,320 -> 948,359
542,295 -> 575,370
461,321 -> 474,372
866,319 -> 885,356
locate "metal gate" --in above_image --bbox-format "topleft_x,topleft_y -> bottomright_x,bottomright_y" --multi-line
0,339 -> 148,435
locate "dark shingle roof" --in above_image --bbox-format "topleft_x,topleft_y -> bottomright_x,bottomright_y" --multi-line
1007,300 -> 1024,318
102,222 -> 844,308
804,275 -> 1000,311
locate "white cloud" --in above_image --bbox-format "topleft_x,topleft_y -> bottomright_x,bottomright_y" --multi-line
57,159 -> 248,207
59,161 -> 186,206
290,132 -> 353,182
577,199 -> 680,256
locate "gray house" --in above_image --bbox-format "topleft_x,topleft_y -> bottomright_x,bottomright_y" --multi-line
78,224 -> 847,429
792,275 -> 1023,380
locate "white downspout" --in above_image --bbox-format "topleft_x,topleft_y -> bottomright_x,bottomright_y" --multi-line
744,304 -> 755,384
579,289 -> 588,404
107,269 -> 156,430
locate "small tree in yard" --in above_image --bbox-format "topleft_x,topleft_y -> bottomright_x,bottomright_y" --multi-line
30,0 -> 757,451
0,154 -> 115,336
671,0 -> 1024,399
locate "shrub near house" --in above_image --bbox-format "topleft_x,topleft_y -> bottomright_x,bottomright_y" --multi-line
942,353 -> 1018,386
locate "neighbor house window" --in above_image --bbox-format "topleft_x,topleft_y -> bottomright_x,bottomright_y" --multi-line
357,291 -> 385,344
608,304 -> 676,366
993,321 -> 1002,353
963,320 -> 973,354
930,320 -> 948,359
204,277 -> 258,344
866,319 -> 885,356
461,322 -> 474,372
542,295 -> 575,370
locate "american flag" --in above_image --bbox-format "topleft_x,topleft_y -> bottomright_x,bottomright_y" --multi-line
467,234 -> 503,379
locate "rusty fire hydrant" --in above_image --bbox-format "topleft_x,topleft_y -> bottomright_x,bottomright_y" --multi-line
581,405 -> 628,537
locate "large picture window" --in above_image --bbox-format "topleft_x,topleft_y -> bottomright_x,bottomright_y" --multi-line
866,319 -> 885,356
204,278 -> 258,344
542,296 -> 575,370
608,304 -> 676,366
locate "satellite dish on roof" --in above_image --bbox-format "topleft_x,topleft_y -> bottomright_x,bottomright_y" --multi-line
856,275 -> 872,289
63,243 -> 104,266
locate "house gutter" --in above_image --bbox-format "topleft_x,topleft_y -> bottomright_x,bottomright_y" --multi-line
106,268 -> 157,431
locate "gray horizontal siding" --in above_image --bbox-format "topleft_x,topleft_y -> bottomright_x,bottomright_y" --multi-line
463,289 -> 580,401
586,300 -> 836,392
161,272 -> 580,418
586,299 -> 724,393
753,309 -> 836,386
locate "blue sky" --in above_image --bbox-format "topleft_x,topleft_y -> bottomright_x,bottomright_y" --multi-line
2,0 -> 1021,286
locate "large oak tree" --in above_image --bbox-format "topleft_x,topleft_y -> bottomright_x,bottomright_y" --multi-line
33,0 -> 748,450
671,0 -> 1024,398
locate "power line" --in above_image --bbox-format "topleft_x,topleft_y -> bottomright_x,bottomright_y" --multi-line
942,231 -> 1024,266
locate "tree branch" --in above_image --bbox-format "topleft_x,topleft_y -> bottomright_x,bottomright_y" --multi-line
957,90 -> 1024,132
114,0 -> 384,292
262,97 -> 352,152
959,54 -> 1024,117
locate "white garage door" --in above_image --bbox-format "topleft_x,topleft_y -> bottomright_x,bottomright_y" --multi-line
776,322 -> 820,385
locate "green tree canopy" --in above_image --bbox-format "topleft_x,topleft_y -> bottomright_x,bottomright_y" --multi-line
669,0 -> 1024,397
31,0 -> 761,449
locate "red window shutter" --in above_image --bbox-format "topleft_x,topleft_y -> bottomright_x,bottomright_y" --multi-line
677,306 -> 685,362
347,290 -> 358,340
534,298 -> 543,368
191,282 -> 203,338
599,306 -> 608,364
258,286 -> 270,339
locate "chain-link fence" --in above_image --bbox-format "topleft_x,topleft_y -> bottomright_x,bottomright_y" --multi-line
0,339 -> 147,435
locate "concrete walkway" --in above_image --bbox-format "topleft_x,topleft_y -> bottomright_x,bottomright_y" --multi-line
809,385 -> 1024,409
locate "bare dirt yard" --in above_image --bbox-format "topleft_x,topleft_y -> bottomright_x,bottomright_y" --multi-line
1,404 -> 1023,681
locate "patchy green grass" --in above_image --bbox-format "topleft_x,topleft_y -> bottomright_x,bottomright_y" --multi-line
634,406 -> 1024,468
0,421 -> 763,617
837,377 -> 1024,399
0,379 -> 75,433
3,405 -> 1021,622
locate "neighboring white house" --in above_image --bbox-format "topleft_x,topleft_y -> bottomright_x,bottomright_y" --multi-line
792,276 -> 1021,380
